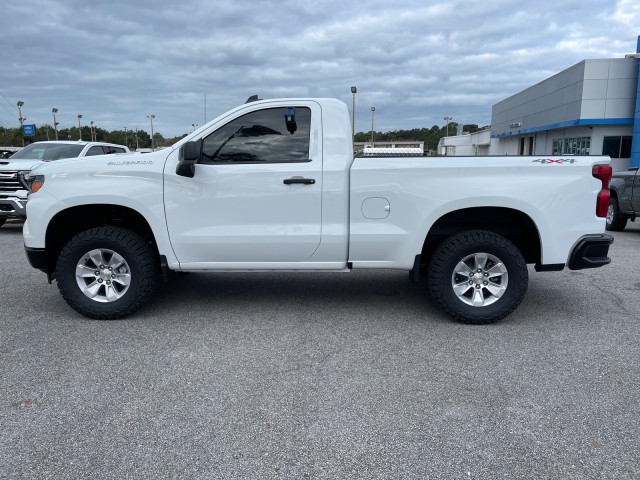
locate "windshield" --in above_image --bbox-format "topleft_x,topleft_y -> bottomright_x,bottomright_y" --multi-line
10,143 -> 85,161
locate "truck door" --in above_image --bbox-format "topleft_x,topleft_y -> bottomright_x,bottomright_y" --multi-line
164,102 -> 323,265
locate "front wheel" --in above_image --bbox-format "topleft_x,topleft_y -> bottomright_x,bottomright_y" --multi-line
605,197 -> 628,231
427,231 -> 528,325
56,227 -> 159,319
0,218 -> 5,228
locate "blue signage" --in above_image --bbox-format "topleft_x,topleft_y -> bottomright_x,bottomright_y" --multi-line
23,124 -> 36,136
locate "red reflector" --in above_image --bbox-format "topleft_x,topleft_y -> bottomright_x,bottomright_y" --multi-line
596,190 -> 609,218
593,164 -> 612,218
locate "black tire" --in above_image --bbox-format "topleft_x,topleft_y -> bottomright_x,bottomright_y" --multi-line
56,227 -> 159,319
605,197 -> 628,231
427,230 -> 528,325
0,218 -> 5,228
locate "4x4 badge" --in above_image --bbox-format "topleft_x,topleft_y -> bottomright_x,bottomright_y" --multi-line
532,158 -> 577,164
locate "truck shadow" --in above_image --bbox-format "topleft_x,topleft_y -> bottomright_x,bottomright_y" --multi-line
152,270 -> 453,325
157,270 -> 423,305
148,266 -> 628,329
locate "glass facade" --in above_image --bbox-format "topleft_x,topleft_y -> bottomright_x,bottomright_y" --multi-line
552,137 -> 591,155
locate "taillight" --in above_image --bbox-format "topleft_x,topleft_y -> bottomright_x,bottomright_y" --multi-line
592,164 -> 612,218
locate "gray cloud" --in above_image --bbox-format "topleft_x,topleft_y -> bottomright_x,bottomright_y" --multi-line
1,0 -> 638,137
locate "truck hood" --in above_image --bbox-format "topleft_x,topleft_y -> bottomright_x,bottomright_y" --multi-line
30,150 -> 172,176
0,158 -> 43,171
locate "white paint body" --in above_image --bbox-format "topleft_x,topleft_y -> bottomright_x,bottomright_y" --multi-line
24,98 -> 609,272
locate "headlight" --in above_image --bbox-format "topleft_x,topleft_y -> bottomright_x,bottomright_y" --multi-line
26,174 -> 45,194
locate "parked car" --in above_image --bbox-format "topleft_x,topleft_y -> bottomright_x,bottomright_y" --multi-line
0,141 -> 129,227
607,167 -> 640,231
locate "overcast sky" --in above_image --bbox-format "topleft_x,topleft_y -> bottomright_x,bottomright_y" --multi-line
1,0 -> 638,139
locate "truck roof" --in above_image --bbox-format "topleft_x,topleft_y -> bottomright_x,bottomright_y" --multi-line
24,140 -> 126,147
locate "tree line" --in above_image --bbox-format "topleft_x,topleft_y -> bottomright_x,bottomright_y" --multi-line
354,122 -> 488,151
0,125 -> 186,149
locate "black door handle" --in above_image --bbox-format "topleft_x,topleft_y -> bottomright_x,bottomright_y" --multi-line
283,177 -> 315,185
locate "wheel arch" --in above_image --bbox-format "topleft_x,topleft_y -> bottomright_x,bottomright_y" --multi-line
44,204 -> 161,276
421,206 -> 541,266
609,177 -> 625,198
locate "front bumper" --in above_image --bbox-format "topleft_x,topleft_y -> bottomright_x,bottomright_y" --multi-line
568,234 -> 614,270
0,196 -> 28,218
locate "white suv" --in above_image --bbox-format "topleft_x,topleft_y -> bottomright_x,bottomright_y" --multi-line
0,141 -> 130,227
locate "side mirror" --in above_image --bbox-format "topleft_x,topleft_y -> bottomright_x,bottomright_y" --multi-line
176,141 -> 200,178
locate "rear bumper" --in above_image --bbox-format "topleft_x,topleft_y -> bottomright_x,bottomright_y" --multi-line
568,234 -> 614,270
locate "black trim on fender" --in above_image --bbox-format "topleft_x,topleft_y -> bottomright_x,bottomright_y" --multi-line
409,254 -> 421,284
568,234 -> 614,270
24,246 -> 47,272
535,263 -> 565,272
160,255 -> 172,282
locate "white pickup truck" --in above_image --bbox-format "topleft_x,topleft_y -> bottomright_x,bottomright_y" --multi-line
23,97 -> 614,324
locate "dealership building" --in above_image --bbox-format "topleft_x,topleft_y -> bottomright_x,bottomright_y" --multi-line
440,36 -> 640,171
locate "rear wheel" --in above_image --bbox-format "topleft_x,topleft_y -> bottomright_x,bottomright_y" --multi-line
605,197 -> 628,231
427,230 -> 528,324
56,227 -> 159,319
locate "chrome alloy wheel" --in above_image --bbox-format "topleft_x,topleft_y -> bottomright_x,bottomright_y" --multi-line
606,204 -> 614,225
75,248 -> 132,303
451,252 -> 508,307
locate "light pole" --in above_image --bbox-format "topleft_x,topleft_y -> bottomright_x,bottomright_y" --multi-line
370,106 -> 375,147
147,115 -> 155,151
135,129 -> 139,150
350,86 -> 357,146
444,116 -> 452,137
17,101 -> 25,147
52,108 -> 59,140
192,123 -> 198,132
124,127 -> 128,147
90,121 -> 95,142
77,114 -> 83,140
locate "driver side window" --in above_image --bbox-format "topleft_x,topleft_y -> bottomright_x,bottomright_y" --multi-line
200,107 -> 311,164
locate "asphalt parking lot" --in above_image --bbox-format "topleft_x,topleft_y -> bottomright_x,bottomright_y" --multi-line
1,219 -> 639,479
